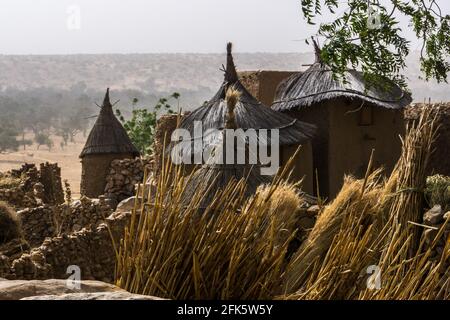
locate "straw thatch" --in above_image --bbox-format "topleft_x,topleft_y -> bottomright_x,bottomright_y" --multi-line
272,41 -> 412,111
180,87 -> 271,209
80,88 -> 140,158
170,43 -> 316,160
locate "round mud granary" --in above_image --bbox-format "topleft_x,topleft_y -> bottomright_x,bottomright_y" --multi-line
80,88 -> 140,198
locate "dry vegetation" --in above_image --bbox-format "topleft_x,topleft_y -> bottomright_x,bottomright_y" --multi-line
115,107 -> 449,300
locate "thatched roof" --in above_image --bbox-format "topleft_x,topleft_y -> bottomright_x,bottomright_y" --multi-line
80,88 -> 140,158
272,41 -> 412,112
171,43 -> 316,160
181,163 -> 271,210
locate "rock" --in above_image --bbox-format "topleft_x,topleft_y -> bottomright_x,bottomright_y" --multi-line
306,205 -> 320,217
0,279 -> 124,300
115,197 -> 137,213
423,205 -> 444,225
22,291 -> 163,300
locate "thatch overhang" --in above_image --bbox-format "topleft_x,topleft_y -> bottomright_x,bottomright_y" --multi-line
170,43 -> 316,161
272,41 -> 412,112
80,88 -> 140,158
181,162 -> 271,210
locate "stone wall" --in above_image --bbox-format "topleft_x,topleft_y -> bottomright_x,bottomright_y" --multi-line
104,158 -> 153,205
0,163 -> 64,210
18,206 -> 55,248
17,197 -> 113,250
3,211 -> 132,283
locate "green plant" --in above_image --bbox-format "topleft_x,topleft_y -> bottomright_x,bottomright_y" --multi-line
425,174 -> 450,211
34,132 -> 53,151
116,93 -> 179,155
0,122 -> 20,153
300,0 -> 450,90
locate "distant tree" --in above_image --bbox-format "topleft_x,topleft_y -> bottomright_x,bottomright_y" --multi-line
35,132 -> 53,151
300,0 -> 450,89
116,93 -> 180,156
0,124 -> 20,152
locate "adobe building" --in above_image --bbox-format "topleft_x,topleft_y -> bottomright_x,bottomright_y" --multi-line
169,43 -> 316,195
80,88 -> 140,198
271,42 -> 412,198
239,71 -> 297,107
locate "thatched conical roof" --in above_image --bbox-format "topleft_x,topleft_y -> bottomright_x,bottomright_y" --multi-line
181,88 -> 272,209
80,88 -> 140,158
171,43 -> 316,160
272,41 -> 412,111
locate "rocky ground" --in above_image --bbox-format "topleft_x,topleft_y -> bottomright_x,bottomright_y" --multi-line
0,278 -> 162,300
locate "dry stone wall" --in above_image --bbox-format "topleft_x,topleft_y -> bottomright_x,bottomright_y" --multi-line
104,157 -> 153,205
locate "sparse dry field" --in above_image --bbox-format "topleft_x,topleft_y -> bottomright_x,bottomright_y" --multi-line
0,133 -> 86,198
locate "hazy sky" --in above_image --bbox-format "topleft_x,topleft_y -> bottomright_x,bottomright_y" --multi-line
0,0 -> 448,54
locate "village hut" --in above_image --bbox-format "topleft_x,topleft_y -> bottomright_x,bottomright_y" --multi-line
80,88 -> 140,198
272,41 -> 412,198
181,88 -> 271,210
170,43 -> 316,194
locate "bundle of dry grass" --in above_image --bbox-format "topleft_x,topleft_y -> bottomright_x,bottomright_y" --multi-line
0,201 -> 22,244
114,150 -> 306,300
282,106 -> 448,300
282,169 -> 384,296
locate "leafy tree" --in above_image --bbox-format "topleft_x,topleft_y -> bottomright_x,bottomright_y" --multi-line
0,122 -> 20,152
300,0 -> 450,89
34,132 -> 54,151
116,93 -> 180,156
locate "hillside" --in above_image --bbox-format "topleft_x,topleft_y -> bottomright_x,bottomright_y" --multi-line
0,52 -> 448,108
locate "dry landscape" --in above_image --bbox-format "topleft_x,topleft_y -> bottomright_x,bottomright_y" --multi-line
0,133 -> 85,198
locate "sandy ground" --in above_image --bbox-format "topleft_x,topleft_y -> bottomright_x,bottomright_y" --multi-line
0,133 -> 86,198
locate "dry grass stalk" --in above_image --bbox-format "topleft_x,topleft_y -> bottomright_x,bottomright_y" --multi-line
115,147 -> 306,299
282,106 -> 448,300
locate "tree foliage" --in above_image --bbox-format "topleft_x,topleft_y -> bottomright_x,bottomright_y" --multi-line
116,93 -> 180,156
0,120 -> 20,152
301,0 -> 450,89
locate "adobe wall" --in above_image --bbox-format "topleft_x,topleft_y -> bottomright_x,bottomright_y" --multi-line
285,107 -> 330,197
239,71 -> 296,106
80,153 -> 135,198
327,99 -> 405,197
281,142 -> 314,195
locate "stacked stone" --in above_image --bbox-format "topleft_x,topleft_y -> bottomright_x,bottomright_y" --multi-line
104,157 -> 153,204
18,206 -> 55,248
0,188 -> 36,209
17,196 -> 114,249
9,211 -> 133,283
39,162 -> 64,205
58,196 -> 113,234
0,163 -> 64,210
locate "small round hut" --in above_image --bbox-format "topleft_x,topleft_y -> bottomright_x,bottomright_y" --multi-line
80,88 -> 140,198
170,43 -> 316,194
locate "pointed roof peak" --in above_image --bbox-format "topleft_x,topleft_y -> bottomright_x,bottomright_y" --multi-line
80,88 -> 140,158
103,88 -> 111,107
225,42 -> 238,83
312,38 -> 323,64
